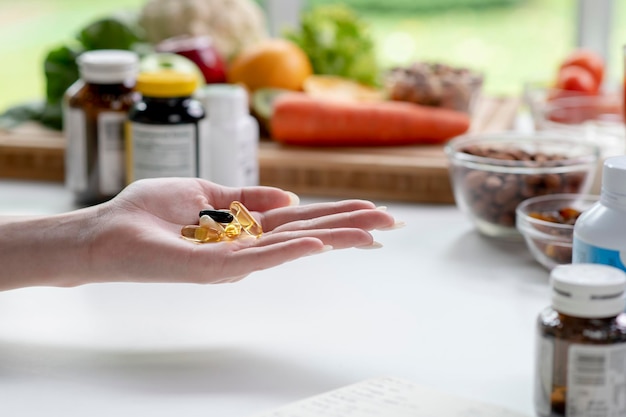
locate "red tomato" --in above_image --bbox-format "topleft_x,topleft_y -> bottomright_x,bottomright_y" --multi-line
555,65 -> 598,94
560,49 -> 604,88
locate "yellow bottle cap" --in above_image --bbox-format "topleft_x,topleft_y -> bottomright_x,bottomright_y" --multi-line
136,71 -> 199,97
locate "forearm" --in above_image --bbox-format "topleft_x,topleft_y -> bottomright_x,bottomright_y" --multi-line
0,207 -> 99,291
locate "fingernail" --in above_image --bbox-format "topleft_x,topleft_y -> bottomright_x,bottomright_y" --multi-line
377,221 -> 406,231
357,241 -> 383,249
376,206 -> 388,211
286,191 -> 300,206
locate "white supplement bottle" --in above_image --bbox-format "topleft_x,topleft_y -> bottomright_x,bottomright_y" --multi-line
199,84 -> 259,187
573,155 -> 626,271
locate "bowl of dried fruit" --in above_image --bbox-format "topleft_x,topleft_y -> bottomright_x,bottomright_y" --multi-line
445,132 -> 600,240
516,193 -> 599,270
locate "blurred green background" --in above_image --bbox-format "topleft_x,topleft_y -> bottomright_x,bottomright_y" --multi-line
0,0 -> 624,113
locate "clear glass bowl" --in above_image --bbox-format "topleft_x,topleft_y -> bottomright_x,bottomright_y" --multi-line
445,132 -> 600,240
536,94 -> 625,156
516,193 -> 599,270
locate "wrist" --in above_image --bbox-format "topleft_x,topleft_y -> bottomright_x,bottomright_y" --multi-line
0,206 -> 99,290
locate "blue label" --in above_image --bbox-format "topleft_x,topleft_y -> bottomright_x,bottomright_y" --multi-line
573,238 -> 626,271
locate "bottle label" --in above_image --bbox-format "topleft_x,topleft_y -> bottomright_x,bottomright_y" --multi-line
64,107 -> 87,192
128,122 -> 198,180
573,238 -> 626,272
197,118 -> 211,180
239,119 -> 259,186
64,108 -> 127,196
567,343 -> 626,417
98,111 -> 127,194
205,119 -> 258,187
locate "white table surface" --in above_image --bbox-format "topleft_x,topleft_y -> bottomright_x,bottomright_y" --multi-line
0,179 -> 549,417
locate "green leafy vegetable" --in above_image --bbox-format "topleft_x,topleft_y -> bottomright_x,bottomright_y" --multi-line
284,4 -> 379,86
44,45 -> 82,104
0,101 -> 45,130
40,44 -> 81,130
77,13 -> 144,51
5,14 -> 146,131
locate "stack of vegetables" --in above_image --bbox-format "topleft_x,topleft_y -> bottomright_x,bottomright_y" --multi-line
1,0 -> 476,147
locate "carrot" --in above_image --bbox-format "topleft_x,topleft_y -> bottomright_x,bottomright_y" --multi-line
270,92 -> 471,146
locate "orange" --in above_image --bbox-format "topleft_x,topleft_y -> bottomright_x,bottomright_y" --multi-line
227,39 -> 313,92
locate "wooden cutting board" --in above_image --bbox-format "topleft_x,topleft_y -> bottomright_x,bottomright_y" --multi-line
0,95 -> 519,203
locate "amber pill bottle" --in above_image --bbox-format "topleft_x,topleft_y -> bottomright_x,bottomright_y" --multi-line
64,50 -> 139,205
126,71 -> 205,182
534,263 -> 626,417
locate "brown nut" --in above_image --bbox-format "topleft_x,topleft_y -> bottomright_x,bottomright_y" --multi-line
457,146 -> 589,230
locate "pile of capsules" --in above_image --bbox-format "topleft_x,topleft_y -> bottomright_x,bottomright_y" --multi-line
180,201 -> 263,243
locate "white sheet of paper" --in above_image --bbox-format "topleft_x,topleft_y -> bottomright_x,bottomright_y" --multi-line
251,376 -> 530,417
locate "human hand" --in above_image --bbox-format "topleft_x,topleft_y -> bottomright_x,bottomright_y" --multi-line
88,177 -> 398,285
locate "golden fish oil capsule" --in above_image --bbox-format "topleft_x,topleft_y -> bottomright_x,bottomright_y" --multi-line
223,222 -> 242,239
230,201 -> 263,237
180,225 -> 223,243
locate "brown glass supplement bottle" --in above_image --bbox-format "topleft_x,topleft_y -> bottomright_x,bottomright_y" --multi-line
64,50 -> 139,205
126,70 -> 205,182
534,264 -> 626,417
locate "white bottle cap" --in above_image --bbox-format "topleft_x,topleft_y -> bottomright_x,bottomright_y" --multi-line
200,84 -> 248,123
551,264 -> 626,318
77,50 -> 139,84
602,156 -> 626,196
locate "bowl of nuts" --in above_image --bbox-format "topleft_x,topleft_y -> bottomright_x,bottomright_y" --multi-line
445,132 -> 600,240
516,193 -> 598,270
384,61 -> 483,114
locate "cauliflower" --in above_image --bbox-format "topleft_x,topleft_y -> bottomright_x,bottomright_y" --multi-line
139,0 -> 269,61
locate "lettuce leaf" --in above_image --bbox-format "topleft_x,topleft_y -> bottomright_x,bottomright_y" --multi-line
285,5 -> 379,86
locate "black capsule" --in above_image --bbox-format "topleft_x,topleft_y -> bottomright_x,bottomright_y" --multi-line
199,209 -> 234,224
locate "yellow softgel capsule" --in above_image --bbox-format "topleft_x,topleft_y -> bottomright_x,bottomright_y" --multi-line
223,222 -> 242,239
230,201 -> 263,237
180,225 -> 223,243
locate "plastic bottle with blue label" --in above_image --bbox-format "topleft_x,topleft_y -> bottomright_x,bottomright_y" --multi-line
573,156 -> 626,271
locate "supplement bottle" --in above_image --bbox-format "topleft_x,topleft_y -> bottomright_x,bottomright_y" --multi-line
126,71 -> 205,182
198,84 -> 259,187
64,50 -> 139,205
534,263 -> 626,417
573,156 -> 626,271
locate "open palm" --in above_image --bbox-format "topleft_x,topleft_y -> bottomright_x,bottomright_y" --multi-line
87,178 -> 397,285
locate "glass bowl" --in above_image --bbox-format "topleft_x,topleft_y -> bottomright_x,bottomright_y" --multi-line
523,81 -> 581,121
445,132 -> 600,240
536,94 -> 624,153
516,193 -> 599,270
533,94 -> 625,194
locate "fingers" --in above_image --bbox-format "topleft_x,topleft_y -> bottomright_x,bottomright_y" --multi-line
264,206 -> 396,234
210,227 -> 379,281
210,237 -> 328,279
256,228 -> 377,249
260,200 -> 378,231
201,183 -> 298,212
